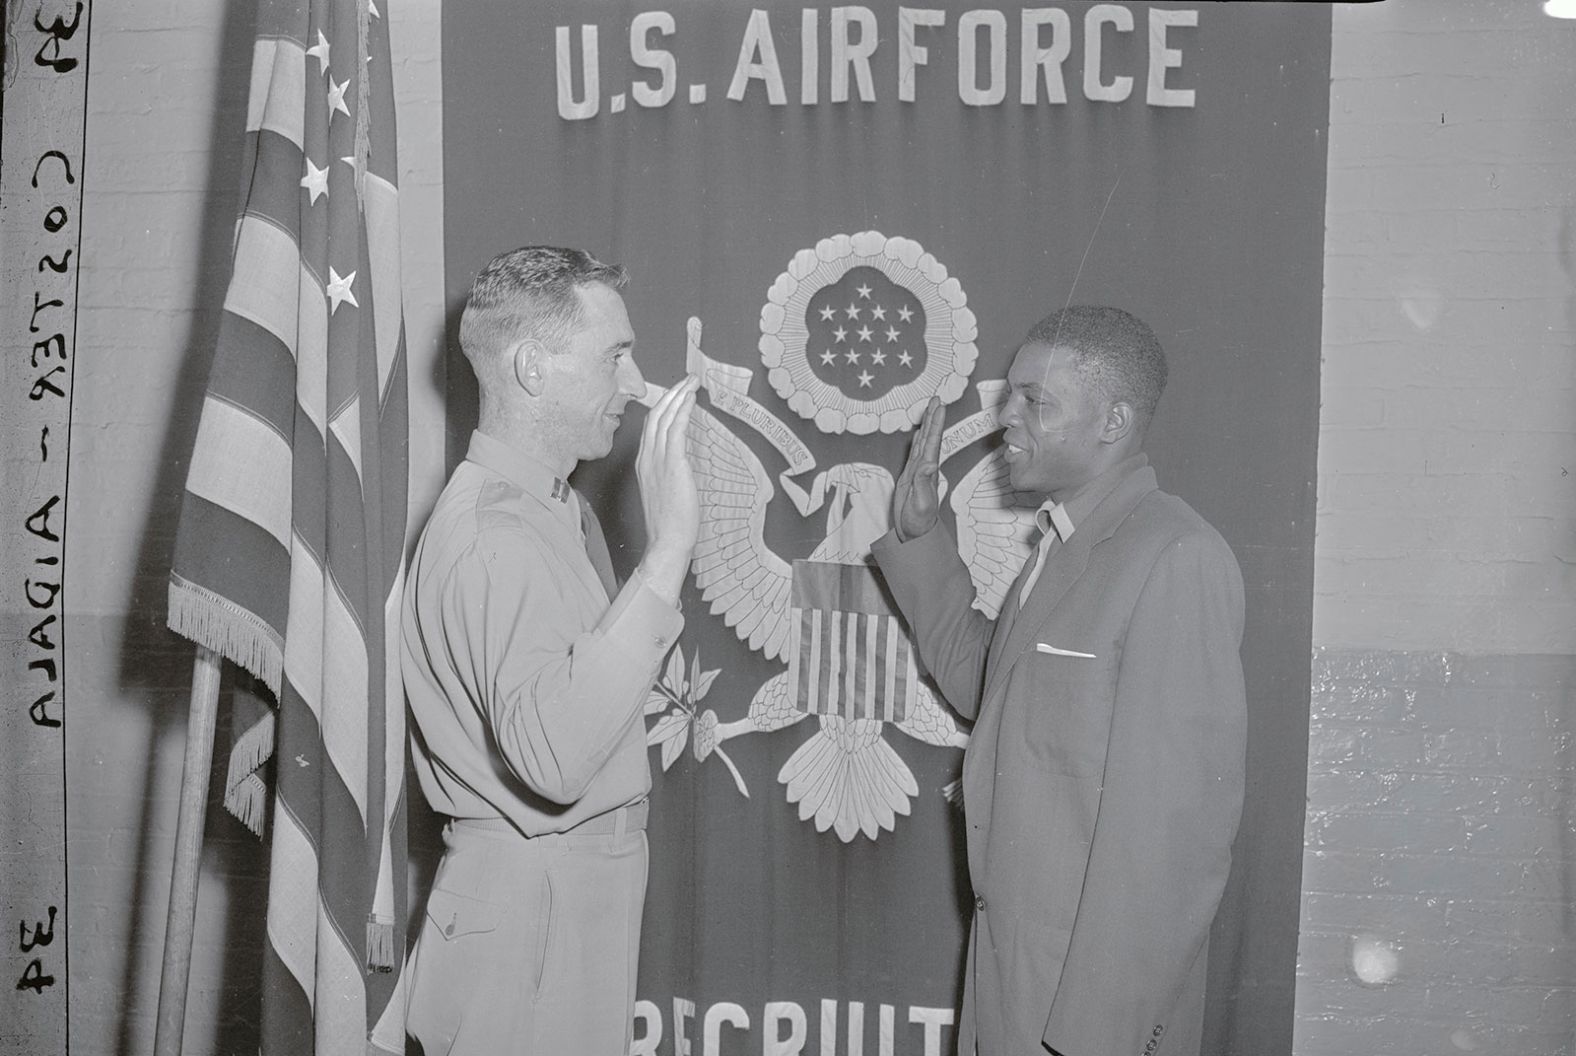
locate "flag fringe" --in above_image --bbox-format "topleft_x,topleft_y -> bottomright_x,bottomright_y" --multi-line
167,574 -> 285,698
366,916 -> 395,973
223,711 -> 276,837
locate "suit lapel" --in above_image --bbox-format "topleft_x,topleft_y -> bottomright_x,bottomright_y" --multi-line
982,536 -> 1092,706
980,467 -> 1158,706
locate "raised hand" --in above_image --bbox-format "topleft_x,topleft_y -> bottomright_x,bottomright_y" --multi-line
893,397 -> 945,543
635,374 -> 701,603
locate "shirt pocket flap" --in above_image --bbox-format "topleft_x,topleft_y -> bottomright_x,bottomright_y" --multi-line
425,887 -> 503,941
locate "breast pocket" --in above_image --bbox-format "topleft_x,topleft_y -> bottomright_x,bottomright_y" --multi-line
1016,649 -> 1116,777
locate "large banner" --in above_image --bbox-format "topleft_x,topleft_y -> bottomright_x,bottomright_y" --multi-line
441,4 -> 1329,1053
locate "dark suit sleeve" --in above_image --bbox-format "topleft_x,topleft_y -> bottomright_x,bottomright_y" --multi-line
870,525 -> 995,721
1042,530 -> 1247,1056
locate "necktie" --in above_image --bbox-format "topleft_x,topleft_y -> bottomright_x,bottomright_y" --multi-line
1016,501 -> 1074,609
575,495 -> 620,599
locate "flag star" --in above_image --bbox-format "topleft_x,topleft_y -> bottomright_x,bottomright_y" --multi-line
870,349 -> 887,365
898,305 -> 914,322
857,370 -> 874,387
300,158 -> 329,204
885,326 -> 901,342
327,76 -> 351,119
870,304 -> 887,321
326,266 -> 359,314
818,305 -> 836,321
856,325 -> 873,342
844,303 -> 861,320
819,348 -> 838,365
306,30 -> 331,74
856,283 -> 872,299
832,326 -> 848,342
898,350 -> 914,367
844,349 -> 861,364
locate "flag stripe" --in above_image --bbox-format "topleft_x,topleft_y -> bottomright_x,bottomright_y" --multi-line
319,588 -> 371,820
261,941 -> 317,1053
312,900 -> 369,1053
864,615 -> 880,722
883,616 -> 900,719
810,608 -> 826,713
223,213 -> 302,338
296,265 -> 331,432
283,534 -> 327,717
203,314 -> 299,444
169,495 -> 290,654
288,421 -> 330,563
244,127 -> 309,246
329,395 -> 366,484
855,613 -> 868,718
364,12 -> 398,180
247,38 -> 307,149
829,611 -> 845,714
221,215 -> 331,433
185,397 -> 294,551
365,179 -> 404,396
325,421 -> 376,625
275,680 -> 381,962
896,636 -> 912,714
265,804 -> 322,1013
377,349 -> 409,585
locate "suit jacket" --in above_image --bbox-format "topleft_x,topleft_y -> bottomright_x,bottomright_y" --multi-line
872,464 -> 1246,1056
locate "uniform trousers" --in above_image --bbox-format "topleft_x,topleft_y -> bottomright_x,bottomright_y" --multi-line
406,803 -> 648,1056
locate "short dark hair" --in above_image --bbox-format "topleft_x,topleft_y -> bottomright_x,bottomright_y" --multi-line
459,246 -> 628,360
1024,305 -> 1168,427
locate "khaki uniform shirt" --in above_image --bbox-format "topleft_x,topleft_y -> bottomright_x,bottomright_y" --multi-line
402,431 -> 683,834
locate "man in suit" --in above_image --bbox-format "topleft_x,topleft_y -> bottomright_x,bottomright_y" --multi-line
401,246 -> 700,1054
871,305 -> 1246,1056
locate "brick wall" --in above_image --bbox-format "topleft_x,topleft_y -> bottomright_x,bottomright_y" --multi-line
1313,0 -> 1576,655
65,5 -> 445,1054
1298,2 -> 1576,1054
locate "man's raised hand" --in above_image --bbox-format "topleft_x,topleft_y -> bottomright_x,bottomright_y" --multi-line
635,374 -> 701,603
893,396 -> 945,543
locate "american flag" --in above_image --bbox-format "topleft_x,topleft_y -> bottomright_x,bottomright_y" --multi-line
788,560 -> 919,723
803,265 -> 929,402
165,0 -> 408,1051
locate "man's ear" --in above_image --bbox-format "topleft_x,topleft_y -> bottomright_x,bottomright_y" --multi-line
1102,400 -> 1136,445
513,340 -> 548,397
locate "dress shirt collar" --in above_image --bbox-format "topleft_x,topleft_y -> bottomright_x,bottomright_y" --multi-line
1035,452 -> 1150,542
465,430 -> 581,527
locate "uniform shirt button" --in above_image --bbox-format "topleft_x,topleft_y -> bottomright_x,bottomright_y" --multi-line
653,635 -> 667,649
975,895 -> 986,912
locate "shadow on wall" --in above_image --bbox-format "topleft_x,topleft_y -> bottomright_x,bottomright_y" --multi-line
110,4 -> 267,1053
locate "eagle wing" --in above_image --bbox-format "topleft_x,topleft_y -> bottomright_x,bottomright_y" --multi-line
688,405 -> 796,662
949,447 -> 1039,620
893,681 -> 970,749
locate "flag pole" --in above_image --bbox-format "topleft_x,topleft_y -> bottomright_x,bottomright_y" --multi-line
153,645 -> 224,1056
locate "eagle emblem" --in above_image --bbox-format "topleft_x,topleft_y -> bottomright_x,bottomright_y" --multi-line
646,234 -> 1042,842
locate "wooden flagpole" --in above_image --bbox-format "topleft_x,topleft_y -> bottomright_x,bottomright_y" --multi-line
153,645 -> 224,1056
